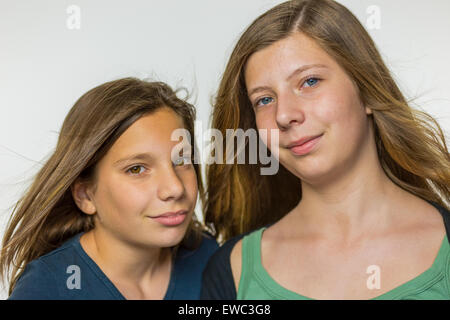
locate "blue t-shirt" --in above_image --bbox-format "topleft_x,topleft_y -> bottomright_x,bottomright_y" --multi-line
8,232 -> 218,300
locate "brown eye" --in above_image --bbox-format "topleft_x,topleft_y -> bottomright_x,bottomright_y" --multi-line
127,165 -> 145,175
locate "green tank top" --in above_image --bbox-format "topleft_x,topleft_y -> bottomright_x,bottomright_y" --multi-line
237,227 -> 450,300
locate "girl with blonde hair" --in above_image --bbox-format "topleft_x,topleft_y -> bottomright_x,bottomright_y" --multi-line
202,0 -> 449,300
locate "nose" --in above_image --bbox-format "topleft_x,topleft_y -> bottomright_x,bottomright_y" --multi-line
157,166 -> 185,201
275,92 -> 305,130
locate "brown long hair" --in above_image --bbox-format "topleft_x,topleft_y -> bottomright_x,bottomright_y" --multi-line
205,0 -> 450,242
0,78 -> 204,294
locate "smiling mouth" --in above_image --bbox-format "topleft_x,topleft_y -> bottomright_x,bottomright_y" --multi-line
153,210 -> 187,218
149,210 -> 188,227
288,134 -> 323,156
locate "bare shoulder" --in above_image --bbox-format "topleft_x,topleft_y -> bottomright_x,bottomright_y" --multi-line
392,194 -> 447,256
230,238 -> 243,291
397,195 -> 446,231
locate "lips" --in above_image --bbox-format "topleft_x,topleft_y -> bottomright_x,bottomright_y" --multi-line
153,210 -> 187,218
287,134 -> 323,156
150,210 -> 188,226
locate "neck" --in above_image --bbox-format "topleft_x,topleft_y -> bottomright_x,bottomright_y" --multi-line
293,133 -> 404,244
80,228 -> 171,287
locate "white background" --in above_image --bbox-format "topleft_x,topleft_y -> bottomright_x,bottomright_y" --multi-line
0,0 -> 449,298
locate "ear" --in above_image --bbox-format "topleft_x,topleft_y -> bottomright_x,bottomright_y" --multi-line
365,105 -> 373,115
71,179 -> 96,215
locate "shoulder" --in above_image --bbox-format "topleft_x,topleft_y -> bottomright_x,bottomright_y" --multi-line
228,227 -> 269,292
428,201 -> 450,242
230,237 -> 244,293
407,200 -> 450,251
428,202 -> 450,298
201,228 -> 263,300
8,232 -> 119,300
8,258 -> 60,300
200,234 -> 244,300
8,235 -> 83,300
431,204 -> 450,290
386,196 -> 449,247
167,232 -> 219,299
207,233 -> 245,275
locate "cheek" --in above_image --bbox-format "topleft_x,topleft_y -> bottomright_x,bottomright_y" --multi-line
94,174 -> 153,218
315,84 -> 366,135
317,101 -> 369,165
181,168 -> 199,203
314,90 -> 348,124
255,112 -> 278,150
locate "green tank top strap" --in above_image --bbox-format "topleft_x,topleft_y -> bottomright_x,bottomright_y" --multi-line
238,226 -> 310,299
238,227 -> 266,298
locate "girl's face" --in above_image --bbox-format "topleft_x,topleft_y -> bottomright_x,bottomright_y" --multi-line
77,107 -> 198,248
245,32 -> 373,185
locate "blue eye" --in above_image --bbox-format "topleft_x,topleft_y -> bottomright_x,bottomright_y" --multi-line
303,77 -> 319,88
256,97 -> 274,107
174,156 -> 192,167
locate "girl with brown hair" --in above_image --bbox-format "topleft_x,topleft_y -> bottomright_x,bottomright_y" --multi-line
0,77 -> 217,299
201,0 -> 449,299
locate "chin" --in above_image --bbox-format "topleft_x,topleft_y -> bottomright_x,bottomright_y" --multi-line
154,226 -> 189,248
281,154 -> 328,180
298,160 -> 350,187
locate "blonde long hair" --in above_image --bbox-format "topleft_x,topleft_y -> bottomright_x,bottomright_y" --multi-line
1,78 -> 204,294
205,0 -> 450,242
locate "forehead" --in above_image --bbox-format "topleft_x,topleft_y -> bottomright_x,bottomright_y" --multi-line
244,32 -> 337,85
106,107 -> 188,160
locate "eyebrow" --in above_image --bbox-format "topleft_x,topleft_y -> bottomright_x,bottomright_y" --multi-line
113,145 -> 194,167
113,153 -> 155,167
247,64 -> 328,97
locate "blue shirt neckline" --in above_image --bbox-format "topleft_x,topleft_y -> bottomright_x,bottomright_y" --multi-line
68,232 -> 177,300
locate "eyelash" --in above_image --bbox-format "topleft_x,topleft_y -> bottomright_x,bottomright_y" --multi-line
173,156 -> 193,167
301,76 -> 321,88
126,164 -> 147,175
253,76 -> 322,107
125,156 -> 193,177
